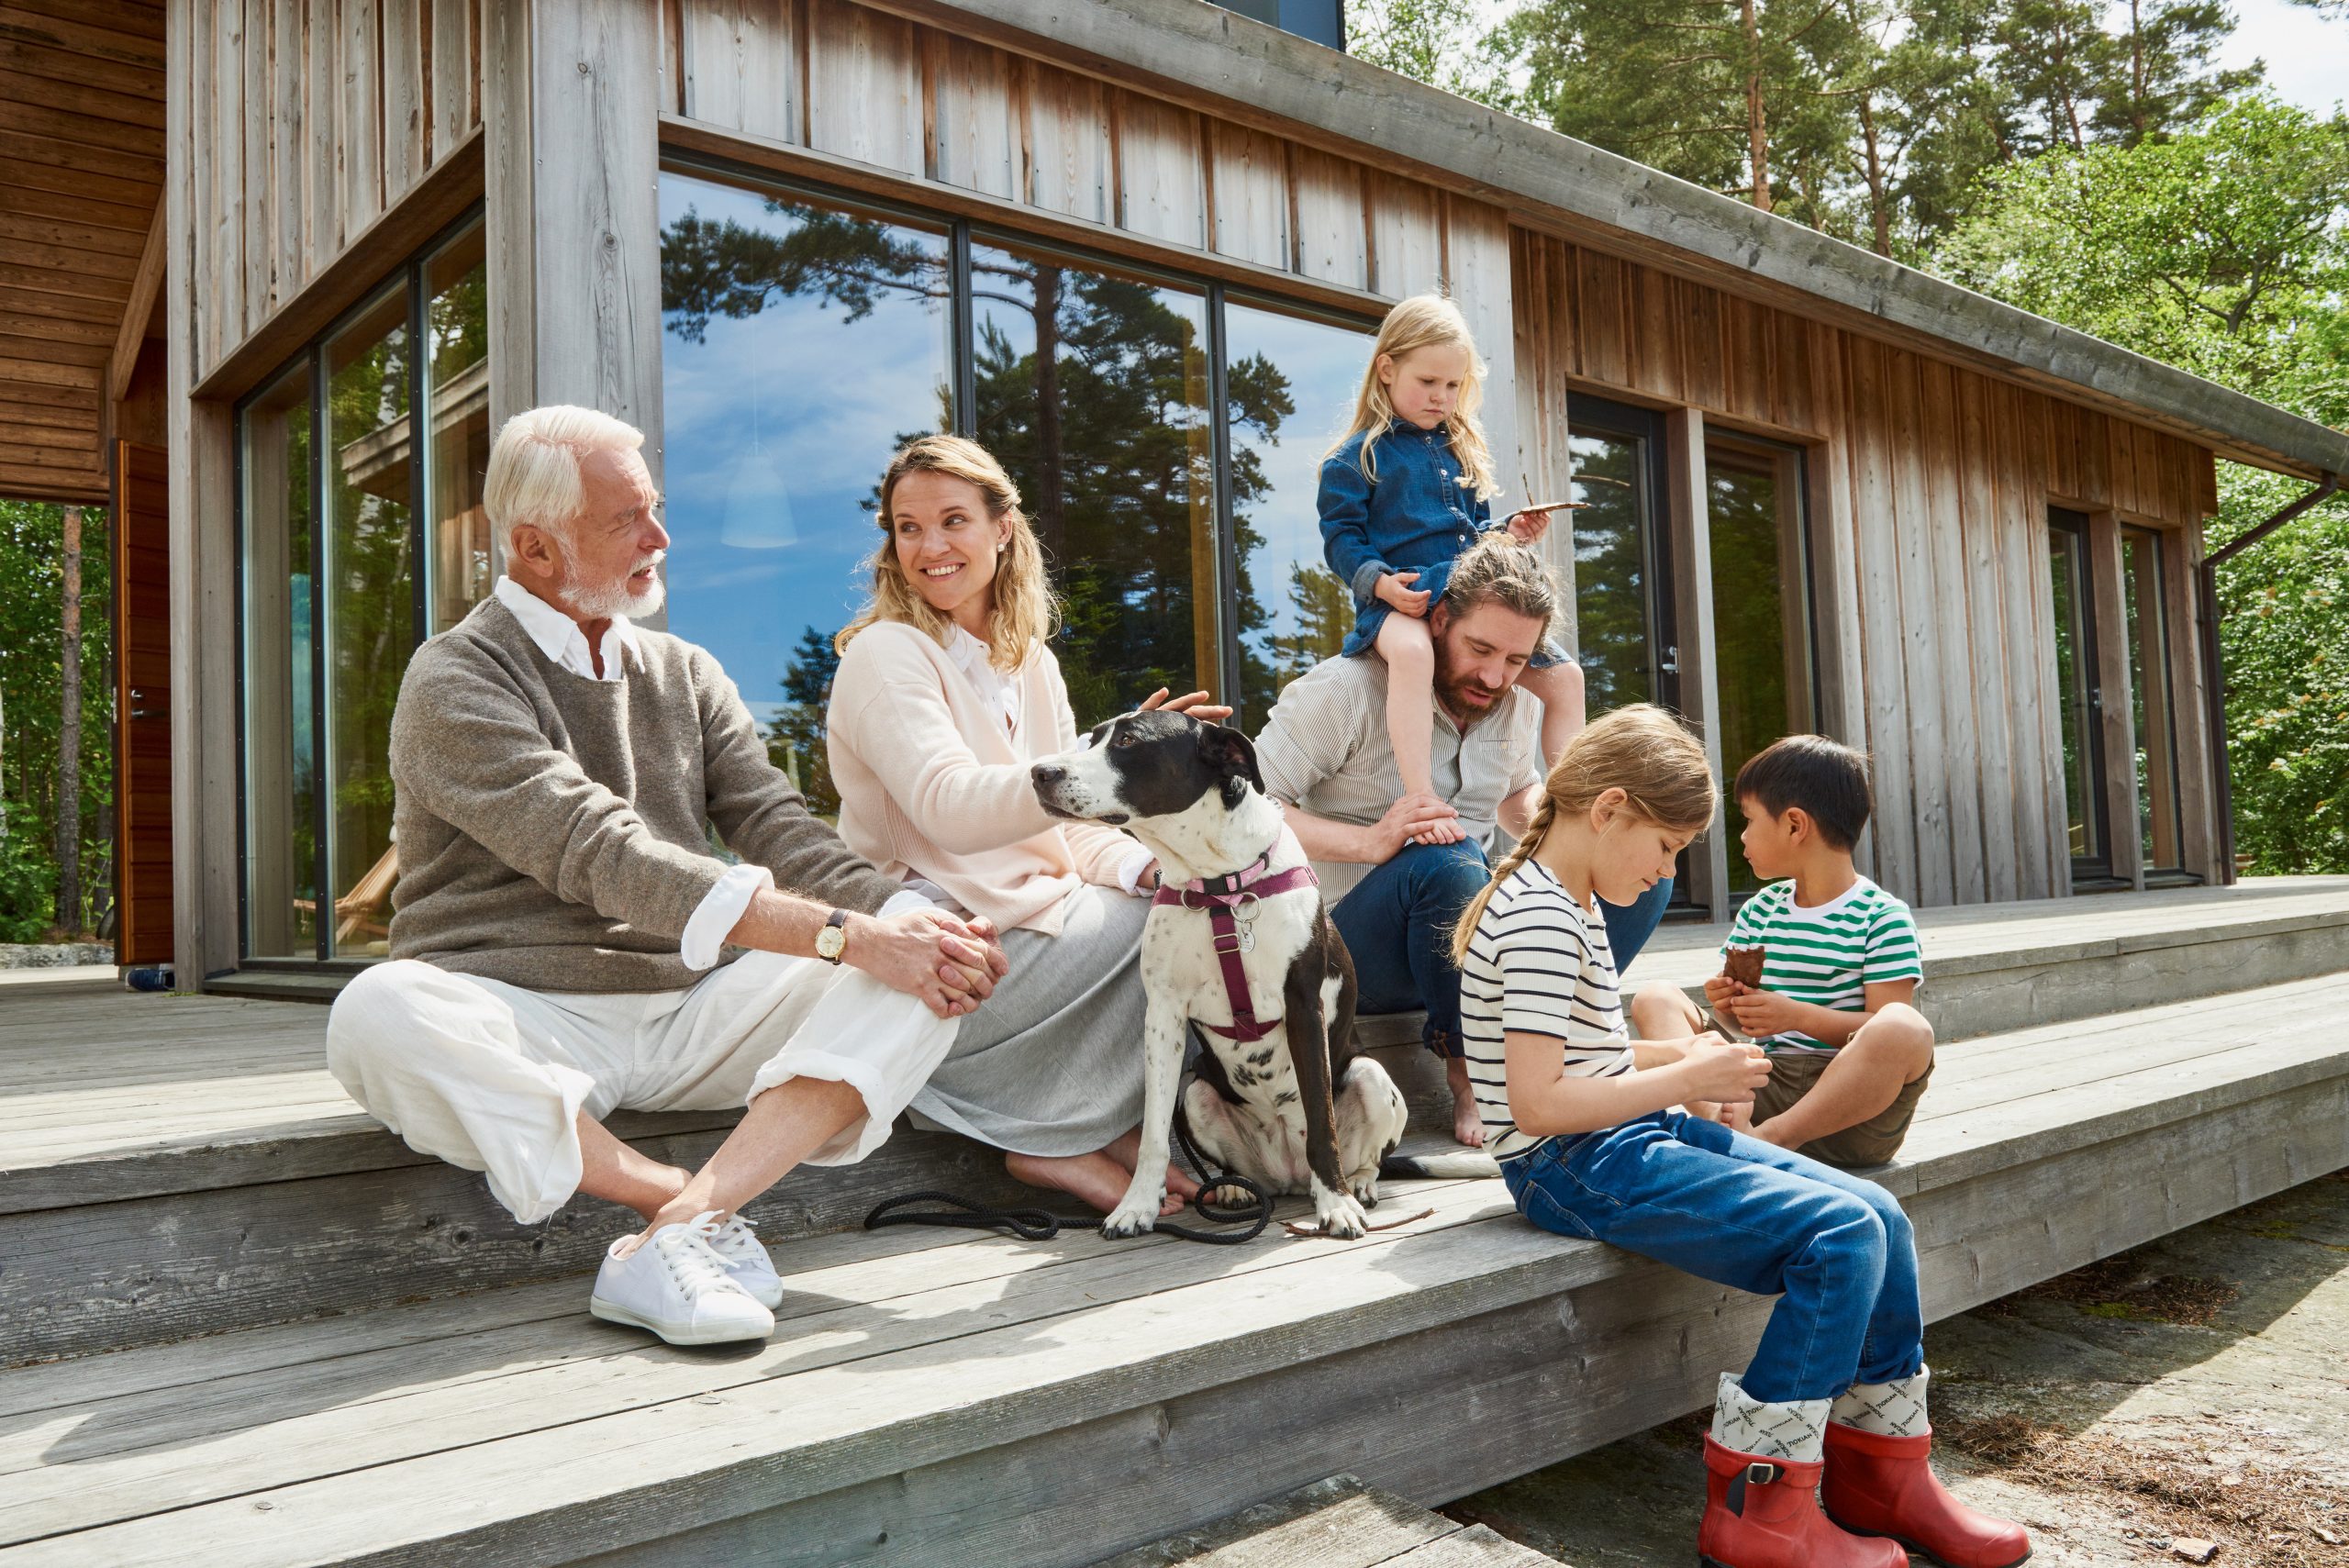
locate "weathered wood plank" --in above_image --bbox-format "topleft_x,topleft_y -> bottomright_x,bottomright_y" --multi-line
805,0 -> 918,175
2166,523 -> 2218,880
1023,58 -> 1108,225
1842,337 -> 1917,901
1367,172 -> 1442,301
1444,196 -> 1516,503
1919,357 -> 1987,903
1112,89 -> 1203,250
679,0 -> 796,145
1289,144 -> 1366,291
1664,406 -> 1727,917
1803,320 -> 1865,784
381,0 -> 425,200
928,30 -> 1013,199
428,0 -> 474,159
1089,1476 -> 1458,1568
1954,373 -> 2019,901
1885,347 -> 1953,906
338,0 -> 384,236
1206,119 -> 1286,272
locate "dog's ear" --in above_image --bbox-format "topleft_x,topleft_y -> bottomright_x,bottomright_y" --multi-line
1198,722 -> 1263,806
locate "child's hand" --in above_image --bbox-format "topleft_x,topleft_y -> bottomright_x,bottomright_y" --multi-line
1726,987 -> 1804,1037
1505,506 -> 1558,543
1375,572 -> 1432,617
1683,1034 -> 1773,1103
1701,974 -> 1742,1012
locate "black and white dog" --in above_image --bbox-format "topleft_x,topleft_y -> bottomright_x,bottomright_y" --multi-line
1030,707 -> 1411,1239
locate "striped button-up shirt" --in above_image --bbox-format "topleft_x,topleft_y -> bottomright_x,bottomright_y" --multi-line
1252,655 -> 1542,902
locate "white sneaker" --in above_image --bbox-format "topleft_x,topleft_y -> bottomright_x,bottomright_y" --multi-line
589,1212 -> 775,1345
705,1214 -> 785,1309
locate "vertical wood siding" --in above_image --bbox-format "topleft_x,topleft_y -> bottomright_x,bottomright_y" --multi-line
182,0 -> 484,383
1515,231 -> 2223,904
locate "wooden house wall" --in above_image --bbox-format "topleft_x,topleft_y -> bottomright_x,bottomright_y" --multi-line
180,0 -> 483,384
1513,232 -> 2223,905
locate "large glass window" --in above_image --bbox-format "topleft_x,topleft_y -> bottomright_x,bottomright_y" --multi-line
658,161 -> 1364,813
2122,525 -> 2184,873
1564,396 -> 1675,716
659,171 -> 954,814
1222,299 -> 1376,725
237,214 -> 483,963
2048,507 -> 2110,876
1707,437 -> 1816,894
968,237 -> 1216,723
241,365 -> 317,960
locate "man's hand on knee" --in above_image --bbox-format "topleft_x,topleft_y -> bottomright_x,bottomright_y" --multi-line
847,907 -> 1009,1018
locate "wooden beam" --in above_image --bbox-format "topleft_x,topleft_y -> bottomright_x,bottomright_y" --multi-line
2087,509 -> 2143,888
0,458 -> 106,499
185,128 -> 482,402
107,196 -> 163,403
1664,406 -> 1729,917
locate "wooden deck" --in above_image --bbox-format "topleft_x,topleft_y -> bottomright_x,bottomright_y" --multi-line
0,880 -> 2345,1565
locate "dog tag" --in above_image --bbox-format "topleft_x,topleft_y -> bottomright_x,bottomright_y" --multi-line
1237,923 -> 1255,954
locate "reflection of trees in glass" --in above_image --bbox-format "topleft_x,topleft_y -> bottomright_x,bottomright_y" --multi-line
1568,432 -> 1653,713
770,625 -> 843,818
327,303 -> 416,949
1707,462 -> 1791,893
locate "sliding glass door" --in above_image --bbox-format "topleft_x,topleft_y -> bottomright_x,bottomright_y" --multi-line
2047,507 -> 2112,880
1706,436 -> 1816,894
1564,395 -> 1676,716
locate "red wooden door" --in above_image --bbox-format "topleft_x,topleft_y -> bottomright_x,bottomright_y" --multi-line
112,439 -> 172,965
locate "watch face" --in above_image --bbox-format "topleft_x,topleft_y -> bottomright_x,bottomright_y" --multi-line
817,924 -> 846,961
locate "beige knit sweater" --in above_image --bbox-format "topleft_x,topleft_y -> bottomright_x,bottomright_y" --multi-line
386,596 -> 903,992
826,621 -> 1140,935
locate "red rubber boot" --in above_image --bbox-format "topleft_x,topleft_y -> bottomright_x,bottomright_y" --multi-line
1698,1435 -> 1906,1568
1822,1421 -> 2032,1567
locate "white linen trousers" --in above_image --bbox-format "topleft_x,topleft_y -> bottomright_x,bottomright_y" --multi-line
326,951 -> 955,1224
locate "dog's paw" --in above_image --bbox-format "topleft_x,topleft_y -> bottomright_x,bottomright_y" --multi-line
1313,1189 -> 1370,1240
1100,1194 -> 1163,1240
1203,1182 -> 1256,1212
1348,1172 -> 1381,1208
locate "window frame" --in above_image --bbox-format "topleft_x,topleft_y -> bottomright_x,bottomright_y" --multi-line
233,204 -> 486,968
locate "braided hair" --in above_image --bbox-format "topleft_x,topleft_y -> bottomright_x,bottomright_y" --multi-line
1449,705 -> 1718,964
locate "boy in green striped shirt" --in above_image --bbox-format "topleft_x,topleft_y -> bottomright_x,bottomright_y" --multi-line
1630,736 -> 1936,1165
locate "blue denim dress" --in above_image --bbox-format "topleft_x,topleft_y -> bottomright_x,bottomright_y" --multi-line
1318,421 -> 1564,665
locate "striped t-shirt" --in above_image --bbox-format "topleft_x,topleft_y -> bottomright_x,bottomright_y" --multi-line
1458,859 -> 1634,1163
1722,875 -> 1922,1054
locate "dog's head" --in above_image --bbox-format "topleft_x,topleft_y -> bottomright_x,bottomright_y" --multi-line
1030,708 -> 1264,835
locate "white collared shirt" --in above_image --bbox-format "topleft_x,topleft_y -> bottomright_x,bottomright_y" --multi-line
493,574 -> 644,682
488,575 -> 927,970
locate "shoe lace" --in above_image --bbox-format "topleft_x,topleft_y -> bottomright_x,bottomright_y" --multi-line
654,1211 -> 740,1293
705,1214 -> 763,1265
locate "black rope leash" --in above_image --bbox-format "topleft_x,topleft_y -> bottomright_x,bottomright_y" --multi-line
864,1100 -> 1274,1246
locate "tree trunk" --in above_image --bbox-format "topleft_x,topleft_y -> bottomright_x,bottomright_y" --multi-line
1742,0 -> 1773,211
2128,0 -> 2147,139
1857,92 -> 1891,255
55,504 -> 83,936
1030,262 -> 1067,569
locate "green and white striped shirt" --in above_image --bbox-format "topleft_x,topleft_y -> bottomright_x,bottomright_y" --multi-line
1722,876 -> 1922,1054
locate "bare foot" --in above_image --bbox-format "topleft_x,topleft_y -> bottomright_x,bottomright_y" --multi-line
1007,1150 -> 1187,1218
1099,1126 -> 1203,1205
1443,1056 -> 1486,1149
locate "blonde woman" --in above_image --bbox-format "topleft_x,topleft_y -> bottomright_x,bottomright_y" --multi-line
824,435 -> 1205,1215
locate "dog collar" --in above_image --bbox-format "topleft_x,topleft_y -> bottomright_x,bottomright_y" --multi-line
1153,855 -> 1319,1042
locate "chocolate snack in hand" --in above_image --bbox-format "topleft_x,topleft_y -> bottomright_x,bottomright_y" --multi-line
1711,945 -> 1767,1041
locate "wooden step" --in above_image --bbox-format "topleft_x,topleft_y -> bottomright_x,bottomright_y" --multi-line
1,973 -> 2343,1566
4,876 -> 2347,1365
1092,1474 -> 1558,1566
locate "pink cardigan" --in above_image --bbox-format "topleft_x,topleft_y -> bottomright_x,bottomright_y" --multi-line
825,620 -> 1140,935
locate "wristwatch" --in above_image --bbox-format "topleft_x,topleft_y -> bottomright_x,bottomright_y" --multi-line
815,908 -> 852,964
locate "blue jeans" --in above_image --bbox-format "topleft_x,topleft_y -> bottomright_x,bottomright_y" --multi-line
1502,1111 -> 1924,1404
1333,845 -> 1676,1059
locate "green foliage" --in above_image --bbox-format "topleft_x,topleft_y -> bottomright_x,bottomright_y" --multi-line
0,499 -> 115,940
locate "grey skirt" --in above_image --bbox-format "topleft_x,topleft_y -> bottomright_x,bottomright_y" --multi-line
906,883 -> 1151,1156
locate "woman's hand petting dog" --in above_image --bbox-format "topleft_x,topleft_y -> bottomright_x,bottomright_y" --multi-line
847,908 -> 1008,1018
1137,686 -> 1233,725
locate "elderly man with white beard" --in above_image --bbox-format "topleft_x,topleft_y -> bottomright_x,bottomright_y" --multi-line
326,405 -> 1008,1345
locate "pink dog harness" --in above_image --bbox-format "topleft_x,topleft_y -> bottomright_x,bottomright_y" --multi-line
1152,852 -> 1319,1043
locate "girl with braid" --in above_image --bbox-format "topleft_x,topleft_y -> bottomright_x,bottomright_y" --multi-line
1453,706 -> 2028,1568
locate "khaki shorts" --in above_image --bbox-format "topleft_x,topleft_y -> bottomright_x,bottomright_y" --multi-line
1749,1047 -> 1932,1167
